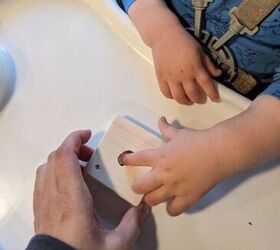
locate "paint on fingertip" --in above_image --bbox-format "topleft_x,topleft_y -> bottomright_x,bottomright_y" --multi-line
118,150 -> 134,166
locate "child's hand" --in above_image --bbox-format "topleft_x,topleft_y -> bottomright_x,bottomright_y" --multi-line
151,25 -> 221,105
123,117 -> 227,216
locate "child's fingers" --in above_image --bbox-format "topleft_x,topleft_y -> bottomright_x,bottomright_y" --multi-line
144,185 -> 173,207
169,82 -> 192,105
123,149 -> 159,167
132,169 -> 162,194
158,116 -> 177,140
158,81 -> 172,99
204,56 -> 221,77
182,80 -> 206,104
166,196 -> 191,216
196,71 -> 220,102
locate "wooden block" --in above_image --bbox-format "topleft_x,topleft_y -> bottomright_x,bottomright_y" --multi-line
85,116 -> 163,206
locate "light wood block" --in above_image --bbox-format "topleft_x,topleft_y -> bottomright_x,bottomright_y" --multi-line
85,116 -> 163,206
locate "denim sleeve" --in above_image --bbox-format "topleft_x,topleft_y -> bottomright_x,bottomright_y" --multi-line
120,0 -> 137,12
26,235 -> 75,250
262,66 -> 280,100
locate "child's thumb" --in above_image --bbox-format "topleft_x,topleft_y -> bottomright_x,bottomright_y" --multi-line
158,116 -> 177,140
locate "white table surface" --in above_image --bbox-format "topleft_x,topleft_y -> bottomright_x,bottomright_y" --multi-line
0,0 -> 279,249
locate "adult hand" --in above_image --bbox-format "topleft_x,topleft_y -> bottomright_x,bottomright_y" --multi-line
34,130 -> 149,250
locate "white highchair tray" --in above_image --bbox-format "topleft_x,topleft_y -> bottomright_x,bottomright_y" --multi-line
0,1 -> 279,250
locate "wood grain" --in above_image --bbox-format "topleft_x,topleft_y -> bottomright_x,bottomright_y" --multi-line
85,116 -> 163,206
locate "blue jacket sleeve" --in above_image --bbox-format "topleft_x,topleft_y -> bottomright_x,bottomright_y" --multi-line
26,235 -> 75,250
121,0 -> 137,12
262,66 -> 280,100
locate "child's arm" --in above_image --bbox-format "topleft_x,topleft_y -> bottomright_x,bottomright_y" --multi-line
123,95 -> 280,216
125,0 -> 221,104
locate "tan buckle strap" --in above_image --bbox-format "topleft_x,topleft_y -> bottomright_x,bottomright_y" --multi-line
213,0 -> 280,50
190,0 -> 279,95
232,0 -> 280,31
232,69 -> 257,95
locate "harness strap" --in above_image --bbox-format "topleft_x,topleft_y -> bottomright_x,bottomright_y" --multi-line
232,0 -> 280,31
190,0 -> 279,97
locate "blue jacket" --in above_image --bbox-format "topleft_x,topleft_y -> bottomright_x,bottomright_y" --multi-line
121,0 -> 280,99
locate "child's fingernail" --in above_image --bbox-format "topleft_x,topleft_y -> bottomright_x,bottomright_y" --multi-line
118,150 -> 133,166
213,97 -> 221,103
161,116 -> 167,122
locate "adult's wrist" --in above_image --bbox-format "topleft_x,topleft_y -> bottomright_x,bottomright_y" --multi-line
26,234 -> 75,250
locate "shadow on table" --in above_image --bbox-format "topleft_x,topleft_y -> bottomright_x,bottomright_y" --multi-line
85,174 -> 158,250
84,129 -> 158,250
187,157 -> 280,213
0,49 -> 16,113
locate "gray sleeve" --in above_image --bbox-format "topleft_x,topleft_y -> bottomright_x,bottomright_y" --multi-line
26,234 -> 75,250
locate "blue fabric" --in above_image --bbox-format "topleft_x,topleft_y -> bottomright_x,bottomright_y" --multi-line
263,66 -> 280,98
121,0 -> 280,99
169,0 -> 280,99
122,0 -> 137,12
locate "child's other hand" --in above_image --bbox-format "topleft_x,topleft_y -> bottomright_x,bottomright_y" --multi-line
123,117 -> 227,216
151,25 -> 221,105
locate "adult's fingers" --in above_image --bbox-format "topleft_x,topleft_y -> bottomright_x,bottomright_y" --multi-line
33,164 -> 49,232
79,145 -> 94,162
170,82 -> 193,105
158,116 -> 177,140
113,204 -> 150,248
61,130 -> 92,156
33,165 -> 46,217
144,185 -> 173,207
47,130 -> 92,191
182,80 -> 206,104
133,169 -> 162,194
196,70 -> 220,102
158,81 -> 172,99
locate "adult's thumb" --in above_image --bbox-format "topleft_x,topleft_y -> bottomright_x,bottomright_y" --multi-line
114,204 -> 150,246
